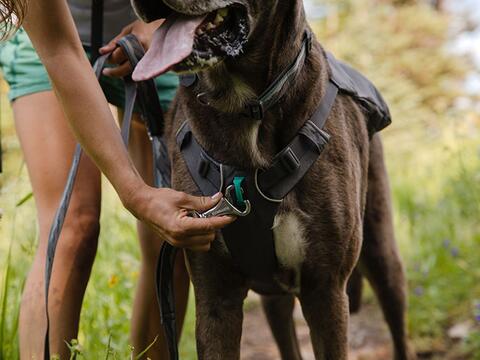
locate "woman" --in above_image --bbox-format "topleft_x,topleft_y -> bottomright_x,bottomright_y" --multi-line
0,1 -> 233,359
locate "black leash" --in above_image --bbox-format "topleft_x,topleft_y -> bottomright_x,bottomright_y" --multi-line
43,35 -> 170,359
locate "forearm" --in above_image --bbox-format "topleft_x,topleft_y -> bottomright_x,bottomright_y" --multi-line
46,51 -> 143,202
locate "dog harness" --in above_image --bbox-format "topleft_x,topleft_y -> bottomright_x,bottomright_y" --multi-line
174,32 -> 392,286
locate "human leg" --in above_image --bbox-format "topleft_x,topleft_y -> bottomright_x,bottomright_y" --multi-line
13,91 -> 101,359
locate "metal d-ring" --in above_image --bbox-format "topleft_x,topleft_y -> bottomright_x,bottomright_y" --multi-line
191,185 -> 251,218
196,92 -> 210,106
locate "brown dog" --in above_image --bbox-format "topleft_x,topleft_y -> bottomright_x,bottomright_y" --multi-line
132,0 -> 415,359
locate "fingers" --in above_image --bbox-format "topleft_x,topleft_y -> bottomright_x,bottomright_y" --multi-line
99,40 -> 116,55
102,62 -> 133,78
180,192 -> 223,212
166,232 -> 215,251
179,214 -> 236,235
108,47 -> 128,65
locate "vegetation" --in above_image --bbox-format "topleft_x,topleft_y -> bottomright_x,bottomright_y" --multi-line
1,0 -> 479,358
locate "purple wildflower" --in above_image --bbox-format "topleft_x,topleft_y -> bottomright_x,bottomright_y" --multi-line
414,286 -> 424,297
443,239 -> 451,248
450,247 -> 459,257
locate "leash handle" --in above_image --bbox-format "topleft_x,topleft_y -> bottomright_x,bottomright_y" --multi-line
43,35 -> 167,360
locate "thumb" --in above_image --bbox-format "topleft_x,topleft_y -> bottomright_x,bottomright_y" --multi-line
183,192 -> 223,212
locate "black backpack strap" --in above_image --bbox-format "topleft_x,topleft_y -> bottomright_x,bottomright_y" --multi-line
90,0 -> 104,64
43,35 -> 168,360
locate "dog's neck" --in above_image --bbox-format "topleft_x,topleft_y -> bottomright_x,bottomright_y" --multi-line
181,2 -> 330,169
198,1 -> 310,112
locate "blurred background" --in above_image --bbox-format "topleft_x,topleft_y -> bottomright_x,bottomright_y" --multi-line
1,0 -> 479,358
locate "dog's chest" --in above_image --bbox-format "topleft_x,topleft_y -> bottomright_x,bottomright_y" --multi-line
272,212 -> 307,291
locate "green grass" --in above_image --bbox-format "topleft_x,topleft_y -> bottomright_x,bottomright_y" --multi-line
1,2 -> 480,358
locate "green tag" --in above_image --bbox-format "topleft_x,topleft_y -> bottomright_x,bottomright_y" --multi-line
233,177 -> 246,206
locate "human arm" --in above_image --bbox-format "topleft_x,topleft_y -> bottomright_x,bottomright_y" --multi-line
22,0 -> 233,250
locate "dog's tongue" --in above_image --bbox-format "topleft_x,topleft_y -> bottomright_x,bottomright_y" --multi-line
132,14 -> 206,81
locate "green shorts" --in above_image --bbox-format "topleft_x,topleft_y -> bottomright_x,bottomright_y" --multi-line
0,28 -> 178,111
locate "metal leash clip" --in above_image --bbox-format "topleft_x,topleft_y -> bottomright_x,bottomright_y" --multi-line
191,185 -> 251,218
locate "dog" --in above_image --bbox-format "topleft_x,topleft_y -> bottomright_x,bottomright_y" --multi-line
131,0 -> 415,359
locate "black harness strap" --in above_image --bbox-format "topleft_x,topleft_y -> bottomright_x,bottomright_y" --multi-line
245,32 -> 312,120
257,81 -> 337,200
43,36 -> 167,360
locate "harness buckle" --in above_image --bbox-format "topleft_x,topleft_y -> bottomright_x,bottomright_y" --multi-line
197,157 -> 210,178
249,101 -> 264,120
279,147 -> 301,174
180,74 -> 198,88
191,185 -> 251,218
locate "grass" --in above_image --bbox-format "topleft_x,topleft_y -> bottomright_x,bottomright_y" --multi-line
1,2 -> 480,358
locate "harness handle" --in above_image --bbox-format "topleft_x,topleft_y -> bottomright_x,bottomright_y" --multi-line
43,35 -> 170,359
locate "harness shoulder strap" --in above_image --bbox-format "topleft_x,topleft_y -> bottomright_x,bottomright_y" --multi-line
257,80 -> 338,201
176,122 -> 222,196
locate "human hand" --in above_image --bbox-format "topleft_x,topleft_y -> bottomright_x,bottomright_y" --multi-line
124,185 -> 235,252
99,19 -> 164,78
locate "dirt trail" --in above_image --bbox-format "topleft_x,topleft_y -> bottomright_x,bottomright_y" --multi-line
241,296 -> 393,360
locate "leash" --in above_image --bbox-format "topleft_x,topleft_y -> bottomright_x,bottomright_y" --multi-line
43,34 -> 169,359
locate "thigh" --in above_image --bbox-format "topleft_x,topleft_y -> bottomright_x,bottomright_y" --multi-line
13,91 -> 101,231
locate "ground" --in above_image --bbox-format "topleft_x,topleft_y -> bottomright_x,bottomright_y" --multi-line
241,296 -> 391,360
241,294 -> 470,360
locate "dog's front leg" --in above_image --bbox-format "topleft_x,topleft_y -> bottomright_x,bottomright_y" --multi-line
299,280 -> 350,360
187,249 -> 248,360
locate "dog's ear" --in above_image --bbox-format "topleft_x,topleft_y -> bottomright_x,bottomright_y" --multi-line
131,0 -> 173,22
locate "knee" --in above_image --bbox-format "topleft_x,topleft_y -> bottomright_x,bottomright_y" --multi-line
58,205 -> 100,265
